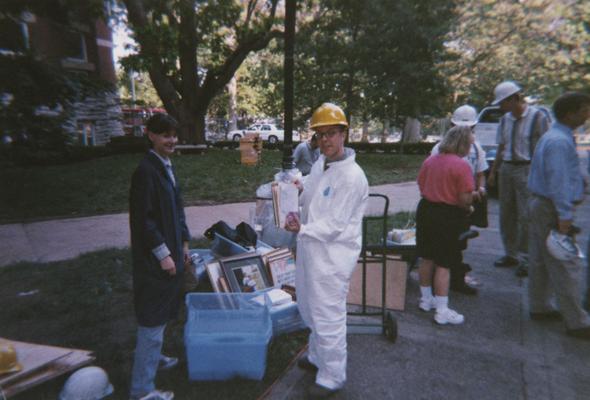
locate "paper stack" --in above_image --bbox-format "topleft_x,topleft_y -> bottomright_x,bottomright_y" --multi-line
271,182 -> 299,228
252,288 -> 293,307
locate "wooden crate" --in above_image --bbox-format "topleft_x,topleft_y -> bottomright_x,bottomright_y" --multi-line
347,256 -> 408,311
239,134 -> 261,165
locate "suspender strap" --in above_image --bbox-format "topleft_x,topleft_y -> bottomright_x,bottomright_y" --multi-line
529,109 -> 541,159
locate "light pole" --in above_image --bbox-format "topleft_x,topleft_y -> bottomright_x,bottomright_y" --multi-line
282,0 -> 296,171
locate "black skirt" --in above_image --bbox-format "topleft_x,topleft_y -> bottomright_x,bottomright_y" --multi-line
416,198 -> 469,269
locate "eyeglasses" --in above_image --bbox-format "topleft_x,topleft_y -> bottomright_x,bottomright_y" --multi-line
316,129 -> 342,139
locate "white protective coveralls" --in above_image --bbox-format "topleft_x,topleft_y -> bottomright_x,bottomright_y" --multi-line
295,148 -> 369,390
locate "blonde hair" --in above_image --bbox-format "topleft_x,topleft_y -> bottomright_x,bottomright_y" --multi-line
439,126 -> 472,155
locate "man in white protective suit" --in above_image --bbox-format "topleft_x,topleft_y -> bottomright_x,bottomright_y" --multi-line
285,102 -> 369,399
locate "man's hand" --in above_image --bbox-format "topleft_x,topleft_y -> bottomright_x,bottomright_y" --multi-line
472,186 -> 486,202
284,212 -> 301,233
160,256 -> 176,276
183,241 -> 190,266
487,172 -> 496,187
472,190 -> 481,202
558,219 -> 573,235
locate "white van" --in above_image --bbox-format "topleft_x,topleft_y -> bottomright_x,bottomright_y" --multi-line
473,106 -> 505,164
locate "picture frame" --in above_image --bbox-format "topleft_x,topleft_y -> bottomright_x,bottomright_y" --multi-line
267,254 -> 296,288
205,260 -> 224,293
220,253 -> 271,293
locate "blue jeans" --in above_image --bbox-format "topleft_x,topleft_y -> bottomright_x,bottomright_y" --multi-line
130,324 -> 166,398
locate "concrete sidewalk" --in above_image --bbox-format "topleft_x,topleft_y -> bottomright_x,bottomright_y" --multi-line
0,182 -> 419,267
263,198 -> 590,400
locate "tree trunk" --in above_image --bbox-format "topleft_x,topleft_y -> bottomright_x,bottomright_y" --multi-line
361,118 -> 370,143
227,76 -> 238,132
381,120 -> 390,143
194,110 -> 206,145
402,117 -> 421,143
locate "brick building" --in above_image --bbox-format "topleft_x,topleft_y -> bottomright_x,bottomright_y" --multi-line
0,5 -> 124,145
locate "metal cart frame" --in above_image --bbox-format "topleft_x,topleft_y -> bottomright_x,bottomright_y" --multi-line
347,193 -> 398,342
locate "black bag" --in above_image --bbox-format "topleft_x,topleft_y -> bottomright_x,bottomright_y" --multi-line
204,220 -> 238,241
470,196 -> 488,228
204,220 -> 257,248
236,222 -> 258,247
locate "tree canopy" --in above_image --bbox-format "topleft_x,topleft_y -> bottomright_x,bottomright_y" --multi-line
443,0 -> 590,107
120,0 -> 284,143
242,0 -> 457,137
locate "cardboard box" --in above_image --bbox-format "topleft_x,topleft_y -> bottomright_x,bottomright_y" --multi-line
347,256 -> 408,311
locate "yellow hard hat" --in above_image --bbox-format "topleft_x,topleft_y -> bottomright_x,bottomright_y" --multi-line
310,103 -> 348,129
0,343 -> 22,374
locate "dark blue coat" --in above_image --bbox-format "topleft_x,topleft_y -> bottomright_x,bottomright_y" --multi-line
129,151 -> 191,327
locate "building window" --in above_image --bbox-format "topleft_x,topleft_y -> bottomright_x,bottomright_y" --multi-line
78,121 -> 95,146
62,29 -> 87,62
0,17 -> 28,54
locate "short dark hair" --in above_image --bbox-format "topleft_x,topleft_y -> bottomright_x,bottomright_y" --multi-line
553,92 -> 590,122
146,113 -> 178,134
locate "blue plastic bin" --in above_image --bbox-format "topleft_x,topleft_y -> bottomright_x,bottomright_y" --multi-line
269,301 -> 306,336
184,293 -> 272,381
253,289 -> 306,336
210,233 -> 274,257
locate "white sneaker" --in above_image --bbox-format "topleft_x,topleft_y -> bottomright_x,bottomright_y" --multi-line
434,308 -> 464,325
135,390 -> 174,400
419,297 -> 435,312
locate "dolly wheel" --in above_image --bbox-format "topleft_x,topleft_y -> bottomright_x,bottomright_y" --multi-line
384,312 -> 398,343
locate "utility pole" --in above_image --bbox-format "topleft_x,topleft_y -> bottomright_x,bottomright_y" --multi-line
129,69 -> 136,107
282,0 -> 296,171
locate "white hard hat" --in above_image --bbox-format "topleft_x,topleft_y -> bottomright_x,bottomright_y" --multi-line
59,366 -> 114,400
546,230 -> 585,262
451,105 -> 478,127
492,81 -> 522,105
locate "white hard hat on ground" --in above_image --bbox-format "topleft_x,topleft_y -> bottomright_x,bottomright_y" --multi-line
492,81 -> 522,105
546,230 -> 585,262
451,105 -> 478,127
59,366 -> 114,400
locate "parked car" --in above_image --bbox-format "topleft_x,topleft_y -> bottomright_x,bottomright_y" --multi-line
227,123 -> 287,144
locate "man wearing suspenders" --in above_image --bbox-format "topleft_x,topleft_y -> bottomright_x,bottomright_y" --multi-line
487,81 -> 550,277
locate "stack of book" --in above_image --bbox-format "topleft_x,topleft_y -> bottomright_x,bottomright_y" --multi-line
262,248 -> 296,288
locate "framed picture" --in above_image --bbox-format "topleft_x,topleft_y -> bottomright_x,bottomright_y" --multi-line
205,261 -> 224,293
267,254 -> 296,288
220,254 -> 271,293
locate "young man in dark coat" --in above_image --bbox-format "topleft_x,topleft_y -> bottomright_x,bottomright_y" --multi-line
129,113 -> 191,400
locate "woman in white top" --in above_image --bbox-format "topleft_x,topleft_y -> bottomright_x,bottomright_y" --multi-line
431,105 -> 488,295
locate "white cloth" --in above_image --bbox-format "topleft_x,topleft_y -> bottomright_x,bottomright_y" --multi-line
295,149 -> 368,390
431,141 -> 488,176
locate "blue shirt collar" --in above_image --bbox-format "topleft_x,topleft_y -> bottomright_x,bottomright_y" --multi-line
551,121 -> 573,136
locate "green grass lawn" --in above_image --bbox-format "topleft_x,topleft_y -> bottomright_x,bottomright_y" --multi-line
0,149 -> 425,223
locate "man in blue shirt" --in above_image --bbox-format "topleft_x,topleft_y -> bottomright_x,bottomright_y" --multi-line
527,92 -> 590,340
293,133 -> 319,175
